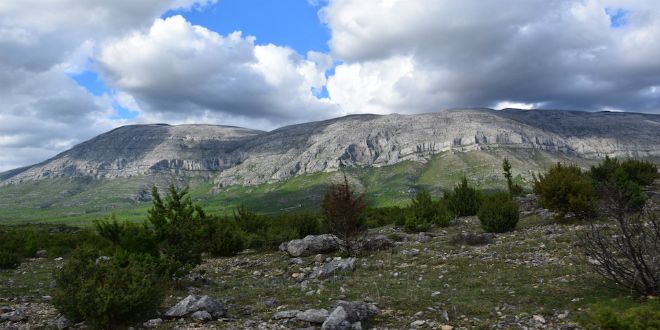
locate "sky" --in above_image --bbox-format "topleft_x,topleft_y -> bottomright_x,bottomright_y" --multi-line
1,0 -> 660,172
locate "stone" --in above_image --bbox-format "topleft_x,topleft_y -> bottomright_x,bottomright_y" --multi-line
533,315 -> 546,324
54,316 -> 72,330
143,318 -> 163,328
359,235 -> 394,251
441,326 -> 453,330
351,321 -> 362,330
36,250 -> 48,258
414,234 -> 432,243
411,320 -> 426,327
281,235 -> 341,257
332,301 -> 379,323
441,310 -> 449,321
191,311 -> 213,322
309,258 -> 357,279
264,298 -> 278,307
164,294 -> 227,319
0,310 -> 27,322
296,309 -> 329,323
321,307 -> 351,330
273,310 -> 300,320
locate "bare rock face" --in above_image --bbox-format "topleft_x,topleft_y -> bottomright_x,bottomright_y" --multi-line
2,108 -> 660,188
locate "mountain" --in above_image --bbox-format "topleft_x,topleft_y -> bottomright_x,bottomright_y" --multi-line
2,108 -> 660,223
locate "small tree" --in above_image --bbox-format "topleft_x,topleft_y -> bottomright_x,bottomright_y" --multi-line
321,172 -> 368,254
533,163 -> 599,220
579,210 -> 660,296
445,175 -> 482,217
502,158 -> 523,198
404,189 -> 451,232
148,185 -> 210,278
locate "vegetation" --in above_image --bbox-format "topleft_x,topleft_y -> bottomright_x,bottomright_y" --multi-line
403,189 -> 451,233
51,247 -> 166,328
533,162 -> 599,220
478,192 -> 520,233
502,158 -> 523,198
445,175 -> 482,217
321,172 -> 369,252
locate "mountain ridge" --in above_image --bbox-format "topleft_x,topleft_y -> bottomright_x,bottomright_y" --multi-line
3,108 -> 660,188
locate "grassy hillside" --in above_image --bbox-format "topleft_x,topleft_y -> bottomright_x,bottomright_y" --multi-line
0,148 -> 598,225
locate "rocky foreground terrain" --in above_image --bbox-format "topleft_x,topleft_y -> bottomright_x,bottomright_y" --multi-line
0,201 -> 628,330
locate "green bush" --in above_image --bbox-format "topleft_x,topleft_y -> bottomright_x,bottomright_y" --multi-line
365,206 -> 405,227
52,247 -> 166,328
207,216 -> 245,257
0,251 -> 20,269
403,215 -> 432,233
533,163 -> 599,220
405,189 -> 452,229
478,192 -> 519,233
445,175 -> 482,217
580,304 -> 660,330
621,158 -> 659,186
148,185 -> 209,278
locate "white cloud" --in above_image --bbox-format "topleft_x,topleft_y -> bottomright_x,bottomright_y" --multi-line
0,0 -> 216,171
96,16 -> 338,127
323,0 -> 660,114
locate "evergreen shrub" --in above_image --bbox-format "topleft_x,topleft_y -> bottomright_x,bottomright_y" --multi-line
478,192 -> 519,233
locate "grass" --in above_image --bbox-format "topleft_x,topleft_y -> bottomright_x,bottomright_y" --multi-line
0,148 -> 599,225
3,213 -> 657,329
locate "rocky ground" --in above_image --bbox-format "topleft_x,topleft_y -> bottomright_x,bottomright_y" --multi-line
0,209 -> 640,330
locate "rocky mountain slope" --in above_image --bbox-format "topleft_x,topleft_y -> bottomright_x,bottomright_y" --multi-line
2,108 -> 660,188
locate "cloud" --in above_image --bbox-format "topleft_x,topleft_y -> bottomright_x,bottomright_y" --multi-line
0,0 -> 216,171
96,15 -> 338,128
323,0 -> 660,114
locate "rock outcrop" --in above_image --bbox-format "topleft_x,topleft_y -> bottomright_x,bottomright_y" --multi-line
2,108 -> 660,188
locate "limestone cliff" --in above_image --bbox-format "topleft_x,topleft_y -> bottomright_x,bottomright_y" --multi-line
2,108 -> 660,188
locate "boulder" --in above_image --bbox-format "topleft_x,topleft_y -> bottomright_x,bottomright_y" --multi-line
0,310 -> 26,322
165,294 -> 227,319
309,258 -> 357,279
359,235 -> 394,251
191,311 -> 213,322
143,319 -> 163,328
280,234 -> 341,257
272,310 -> 300,320
321,306 -> 351,330
296,309 -> 329,323
332,301 -> 379,323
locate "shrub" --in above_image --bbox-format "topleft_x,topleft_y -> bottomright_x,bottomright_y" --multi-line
405,189 -> 451,230
94,216 -> 159,258
502,158 -> 523,197
533,163 -> 599,220
321,172 -> 368,252
52,247 -> 166,328
445,175 -> 482,217
579,303 -> 660,330
621,158 -> 659,186
233,205 -> 267,249
148,185 -> 210,278
0,251 -> 20,269
206,216 -> 245,257
579,209 -> 660,296
365,206 -> 405,227
403,215 -> 432,233
478,192 -> 519,233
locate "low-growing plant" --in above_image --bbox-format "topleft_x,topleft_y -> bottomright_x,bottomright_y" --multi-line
579,303 -> 660,330
52,246 -> 166,329
445,175 -> 482,217
478,192 -> 519,233
0,251 -> 20,269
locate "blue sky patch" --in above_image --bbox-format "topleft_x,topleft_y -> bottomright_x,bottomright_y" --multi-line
68,71 -> 106,97
606,8 -> 629,28
162,0 -> 331,54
